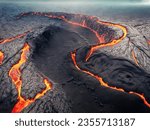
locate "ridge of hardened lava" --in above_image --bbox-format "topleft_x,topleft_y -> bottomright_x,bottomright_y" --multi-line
9,43 -> 53,113
131,50 -> 139,67
0,31 -> 30,65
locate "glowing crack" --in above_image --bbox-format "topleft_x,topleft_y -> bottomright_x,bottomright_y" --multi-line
0,51 -> 4,65
9,43 -> 52,113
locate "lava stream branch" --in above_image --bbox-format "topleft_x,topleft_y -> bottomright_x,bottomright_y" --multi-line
71,19 -> 150,108
131,50 -> 139,66
71,52 -> 150,108
9,43 -> 52,113
0,17 -> 53,112
0,51 -> 4,65
9,43 -> 30,98
0,31 -> 30,65
12,78 -> 52,113
0,31 -> 29,45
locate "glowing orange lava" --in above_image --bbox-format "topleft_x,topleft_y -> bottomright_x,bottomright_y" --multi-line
0,32 -> 28,45
131,50 -> 139,66
86,21 -> 128,61
22,12 -> 106,43
9,43 -> 52,112
12,78 -> 52,113
0,23 -> 52,112
71,52 -> 125,92
71,51 -> 150,108
0,31 -> 30,66
0,51 -> 4,65
9,43 -> 30,98
129,92 -> 150,108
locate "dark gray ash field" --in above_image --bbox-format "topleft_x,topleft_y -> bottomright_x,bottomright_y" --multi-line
0,1 -> 150,113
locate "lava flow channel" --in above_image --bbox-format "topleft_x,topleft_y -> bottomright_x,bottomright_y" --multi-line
0,31 -> 29,45
71,21 -> 150,108
0,30 -> 53,112
131,50 -> 139,66
9,43 -> 52,113
18,12 -> 150,108
0,31 -> 29,65
0,51 -> 4,65
20,12 -> 106,43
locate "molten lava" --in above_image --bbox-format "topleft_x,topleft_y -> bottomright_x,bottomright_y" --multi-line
71,52 -> 125,92
0,31 -> 30,66
0,26 -> 53,112
129,92 -> 150,108
0,51 -> 4,65
21,12 -> 106,43
70,19 -> 150,108
71,51 -> 150,108
147,40 -> 150,45
12,78 -> 52,113
85,21 -> 128,61
9,43 -> 30,98
0,31 -> 28,45
131,50 -> 139,66
9,43 -> 52,112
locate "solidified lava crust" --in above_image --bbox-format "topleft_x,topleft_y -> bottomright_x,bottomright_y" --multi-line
0,12 -> 150,113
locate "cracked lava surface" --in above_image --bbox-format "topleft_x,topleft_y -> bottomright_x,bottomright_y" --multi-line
0,11 -> 150,113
